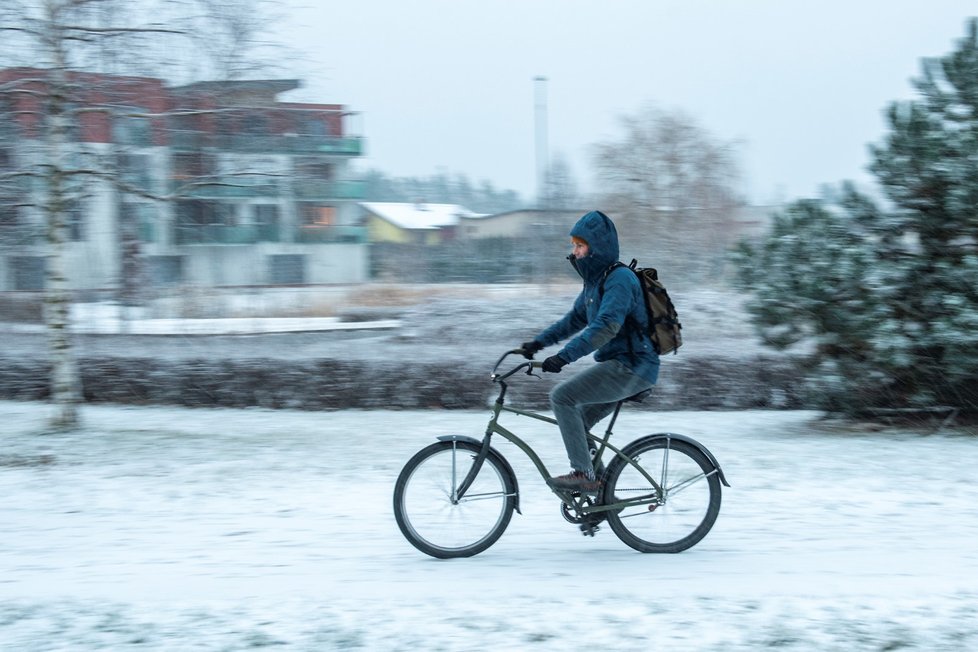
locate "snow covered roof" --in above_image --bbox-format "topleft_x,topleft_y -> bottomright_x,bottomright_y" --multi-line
359,202 -> 485,231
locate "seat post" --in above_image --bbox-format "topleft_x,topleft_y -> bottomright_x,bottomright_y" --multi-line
605,401 -> 625,435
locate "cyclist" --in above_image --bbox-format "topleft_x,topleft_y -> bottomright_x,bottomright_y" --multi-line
521,210 -> 659,492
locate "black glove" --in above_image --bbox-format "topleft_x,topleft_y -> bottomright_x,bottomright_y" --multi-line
542,354 -> 568,373
520,340 -> 544,360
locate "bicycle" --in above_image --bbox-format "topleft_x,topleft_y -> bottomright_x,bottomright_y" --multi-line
393,349 -> 730,558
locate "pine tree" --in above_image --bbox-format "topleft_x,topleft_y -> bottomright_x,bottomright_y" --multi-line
737,18 -> 978,415
868,17 -> 978,411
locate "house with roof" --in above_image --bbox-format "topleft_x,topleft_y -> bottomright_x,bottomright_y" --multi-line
359,202 -> 485,245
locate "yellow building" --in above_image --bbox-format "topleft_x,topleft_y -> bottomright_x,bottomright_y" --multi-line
360,202 -> 483,245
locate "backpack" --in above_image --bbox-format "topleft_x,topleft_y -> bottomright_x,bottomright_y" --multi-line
602,259 -> 683,355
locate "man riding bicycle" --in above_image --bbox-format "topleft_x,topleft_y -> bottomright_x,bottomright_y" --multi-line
521,210 -> 660,493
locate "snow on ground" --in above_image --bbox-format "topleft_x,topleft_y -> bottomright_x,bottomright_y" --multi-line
2,400 -> 977,650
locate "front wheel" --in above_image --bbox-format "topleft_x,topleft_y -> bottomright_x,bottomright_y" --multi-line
602,437 -> 721,553
393,440 -> 517,558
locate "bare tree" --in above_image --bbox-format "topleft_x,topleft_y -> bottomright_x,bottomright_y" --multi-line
0,0 -> 283,429
590,105 -> 744,283
541,152 -> 580,210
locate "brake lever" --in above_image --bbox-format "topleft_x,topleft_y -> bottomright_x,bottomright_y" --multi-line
525,361 -> 542,379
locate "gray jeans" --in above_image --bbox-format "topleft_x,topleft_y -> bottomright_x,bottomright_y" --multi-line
549,359 -> 653,477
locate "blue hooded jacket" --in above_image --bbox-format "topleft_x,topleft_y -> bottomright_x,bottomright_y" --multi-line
534,210 -> 660,383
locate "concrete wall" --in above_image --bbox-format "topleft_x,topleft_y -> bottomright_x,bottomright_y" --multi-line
177,242 -> 366,286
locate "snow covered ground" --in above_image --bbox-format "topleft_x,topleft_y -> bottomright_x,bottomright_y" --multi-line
2,400 -> 977,650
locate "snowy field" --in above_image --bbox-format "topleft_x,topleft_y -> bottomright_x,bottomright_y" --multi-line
2,400 -> 977,650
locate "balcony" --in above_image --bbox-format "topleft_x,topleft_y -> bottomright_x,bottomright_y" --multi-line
168,130 -> 363,156
174,224 -> 364,245
293,179 -> 366,200
172,176 -> 282,199
296,225 -> 367,244
175,224 -> 264,245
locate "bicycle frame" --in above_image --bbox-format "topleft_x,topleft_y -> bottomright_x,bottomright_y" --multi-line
453,351 -> 665,512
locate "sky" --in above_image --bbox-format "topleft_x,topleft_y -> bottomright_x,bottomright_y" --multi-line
272,0 -> 977,205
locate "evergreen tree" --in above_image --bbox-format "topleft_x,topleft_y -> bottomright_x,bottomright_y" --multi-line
737,18 -> 978,415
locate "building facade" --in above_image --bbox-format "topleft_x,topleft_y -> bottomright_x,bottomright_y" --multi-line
0,69 -> 367,294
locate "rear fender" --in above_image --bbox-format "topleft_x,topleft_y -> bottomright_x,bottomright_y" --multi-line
632,433 -> 730,487
436,435 -> 521,513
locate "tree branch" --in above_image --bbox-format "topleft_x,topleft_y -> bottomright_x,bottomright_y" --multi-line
62,24 -> 185,36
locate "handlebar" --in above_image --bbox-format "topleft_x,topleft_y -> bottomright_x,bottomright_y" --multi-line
490,349 -> 542,382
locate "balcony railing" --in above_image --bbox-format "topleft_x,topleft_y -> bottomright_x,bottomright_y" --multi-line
293,179 -> 366,200
296,225 -> 367,244
171,176 -> 365,200
174,224 -> 364,245
168,130 -> 364,156
175,224 -> 263,245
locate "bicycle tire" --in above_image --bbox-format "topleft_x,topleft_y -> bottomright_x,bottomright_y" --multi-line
393,440 -> 517,559
602,437 -> 721,553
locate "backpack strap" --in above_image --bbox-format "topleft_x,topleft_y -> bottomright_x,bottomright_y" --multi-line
598,260 -> 638,361
598,261 -> 628,294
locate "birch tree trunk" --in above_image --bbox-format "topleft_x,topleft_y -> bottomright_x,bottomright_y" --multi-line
42,1 -> 81,429
2,0 -> 286,429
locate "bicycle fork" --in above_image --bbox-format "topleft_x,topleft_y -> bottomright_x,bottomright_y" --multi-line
452,434 -> 492,503
436,433 -> 522,514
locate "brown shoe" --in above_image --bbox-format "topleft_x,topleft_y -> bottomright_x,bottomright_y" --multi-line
549,470 -> 602,493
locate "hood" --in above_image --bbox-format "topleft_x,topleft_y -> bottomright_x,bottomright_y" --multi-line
568,210 -> 620,281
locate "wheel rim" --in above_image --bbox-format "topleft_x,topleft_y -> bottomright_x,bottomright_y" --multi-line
399,447 -> 510,554
607,442 -> 717,549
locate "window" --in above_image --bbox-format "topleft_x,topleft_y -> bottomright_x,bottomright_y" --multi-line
299,117 -> 327,136
242,114 -> 269,136
174,201 -> 241,244
254,204 -> 280,241
67,200 -> 85,241
0,99 -> 16,139
112,107 -> 152,147
176,200 -> 231,227
299,204 -> 335,227
176,200 -> 204,228
119,201 -> 157,243
216,203 -> 237,226
117,152 -> 153,192
169,113 -> 200,133
10,256 -> 45,290
294,158 -> 334,180
147,255 -> 184,286
173,152 -> 215,179
268,254 -> 305,285
0,205 -> 17,230
63,103 -> 83,143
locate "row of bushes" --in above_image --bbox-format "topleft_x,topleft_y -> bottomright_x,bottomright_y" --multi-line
0,355 -> 805,412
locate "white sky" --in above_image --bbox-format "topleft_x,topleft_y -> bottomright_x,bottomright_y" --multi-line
275,1 -> 976,205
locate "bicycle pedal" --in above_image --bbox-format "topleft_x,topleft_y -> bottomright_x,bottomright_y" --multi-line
579,523 -> 599,537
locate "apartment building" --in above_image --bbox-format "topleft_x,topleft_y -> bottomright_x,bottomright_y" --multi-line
0,68 -> 367,293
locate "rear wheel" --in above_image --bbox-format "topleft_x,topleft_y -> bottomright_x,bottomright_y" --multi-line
393,440 -> 516,558
602,437 -> 721,553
